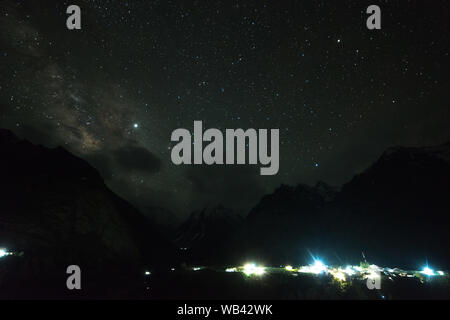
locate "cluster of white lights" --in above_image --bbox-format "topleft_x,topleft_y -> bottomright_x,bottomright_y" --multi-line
298,260 -> 328,274
331,270 -> 346,281
223,259 -> 447,281
344,266 -> 355,276
418,267 -> 445,277
421,267 -> 435,276
310,260 -> 327,274
366,270 -> 381,280
242,263 -> 265,276
0,248 -> 11,258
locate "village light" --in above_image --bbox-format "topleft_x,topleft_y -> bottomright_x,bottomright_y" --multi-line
421,267 -> 434,276
369,264 -> 382,272
254,266 -> 265,275
0,248 -> 14,258
367,270 -> 380,280
298,266 -> 310,273
243,263 -> 265,276
344,266 -> 355,276
310,259 -> 327,274
285,265 -> 293,271
352,266 -> 363,272
243,263 -> 256,276
332,270 -> 346,281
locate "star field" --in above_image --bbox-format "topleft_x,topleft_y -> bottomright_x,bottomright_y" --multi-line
1,0 -> 449,221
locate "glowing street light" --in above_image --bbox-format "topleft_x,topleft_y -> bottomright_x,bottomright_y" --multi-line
0,249 -> 9,258
254,267 -> 265,276
242,263 -> 265,276
421,267 -> 435,276
310,260 -> 327,274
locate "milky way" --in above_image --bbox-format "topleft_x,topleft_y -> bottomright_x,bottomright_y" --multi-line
1,0 -> 449,222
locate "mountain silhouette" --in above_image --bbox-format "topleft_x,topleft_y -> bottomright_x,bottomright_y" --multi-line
175,204 -> 243,265
0,129 -> 176,298
2,127 -> 449,297
179,142 -> 450,268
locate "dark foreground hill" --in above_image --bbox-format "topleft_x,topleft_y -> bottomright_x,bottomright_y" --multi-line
0,129 -> 176,298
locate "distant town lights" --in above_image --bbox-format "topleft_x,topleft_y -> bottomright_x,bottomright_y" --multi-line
219,261 -> 447,281
367,270 -> 380,280
310,260 -> 327,274
0,248 -> 10,258
243,263 -> 265,276
333,270 -> 346,281
344,266 -> 355,276
421,267 -> 435,276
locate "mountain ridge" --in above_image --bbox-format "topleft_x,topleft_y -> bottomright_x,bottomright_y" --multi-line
0,128 -> 177,298
177,140 -> 450,267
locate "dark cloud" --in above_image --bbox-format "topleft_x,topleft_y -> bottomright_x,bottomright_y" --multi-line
113,146 -> 162,174
184,165 -> 269,213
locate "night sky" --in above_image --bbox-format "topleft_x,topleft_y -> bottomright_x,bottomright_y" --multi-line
1,0 -> 449,222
